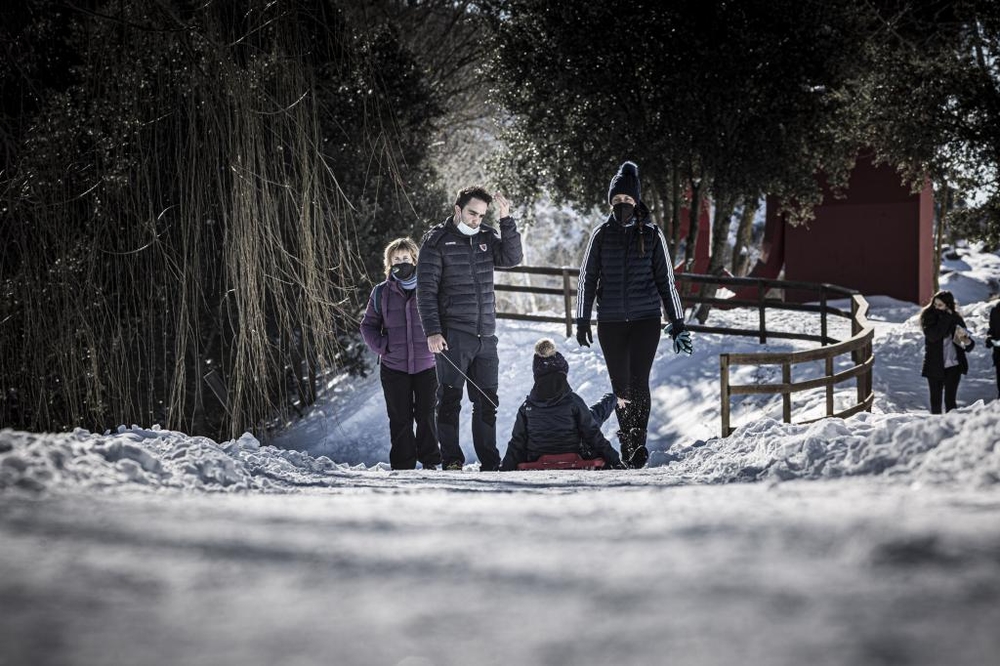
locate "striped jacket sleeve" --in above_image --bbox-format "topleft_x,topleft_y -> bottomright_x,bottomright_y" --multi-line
651,225 -> 684,324
575,225 -> 603,323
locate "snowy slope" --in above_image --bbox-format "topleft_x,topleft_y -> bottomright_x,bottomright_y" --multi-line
1,242 -> 999,666
3,245 -> 999,489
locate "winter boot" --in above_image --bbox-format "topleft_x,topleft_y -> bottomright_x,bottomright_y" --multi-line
616,429 -> 636,469
618,428 -> 649,469
628,428 -> 649,469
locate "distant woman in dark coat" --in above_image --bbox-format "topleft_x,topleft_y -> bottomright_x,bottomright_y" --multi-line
986,299 -> 1000,399
920,290 -> 975,413
360,237 -> 441,469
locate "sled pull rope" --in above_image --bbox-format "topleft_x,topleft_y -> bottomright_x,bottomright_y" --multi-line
438,350 -> 499,410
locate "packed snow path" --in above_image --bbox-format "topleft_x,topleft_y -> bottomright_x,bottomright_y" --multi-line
2,475 -> 1000,666
2,399 -> 1000,666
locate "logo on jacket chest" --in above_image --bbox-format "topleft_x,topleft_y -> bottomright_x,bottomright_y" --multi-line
444,240 -> 487,252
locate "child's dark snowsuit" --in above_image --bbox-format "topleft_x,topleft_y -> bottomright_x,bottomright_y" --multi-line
500,340 -> 622,470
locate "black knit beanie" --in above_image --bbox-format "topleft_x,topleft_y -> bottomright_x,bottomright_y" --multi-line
607,161 -> 641,204
532,338 -> 569,379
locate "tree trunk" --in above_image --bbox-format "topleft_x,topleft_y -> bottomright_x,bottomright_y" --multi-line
647,182 -> 665,238
670,166 -> 681,262
684,178 -> 702,271
731,196 -> 760,276
933,186 -> 950,293
695,193 -> 736,324
708,195 -> 736,276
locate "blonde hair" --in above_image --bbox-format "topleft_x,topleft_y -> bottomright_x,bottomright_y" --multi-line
383,237 -> 420,276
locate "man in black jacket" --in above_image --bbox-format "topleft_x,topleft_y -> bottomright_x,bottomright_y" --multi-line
416,186 -> 523,471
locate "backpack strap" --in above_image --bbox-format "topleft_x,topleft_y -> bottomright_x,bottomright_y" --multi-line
374,282 -> 387,334
372,282 -> 385,317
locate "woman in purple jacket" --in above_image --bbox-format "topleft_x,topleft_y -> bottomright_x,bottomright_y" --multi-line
360,238 -> 441,469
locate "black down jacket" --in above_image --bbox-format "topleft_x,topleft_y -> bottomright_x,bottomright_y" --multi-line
921,308 -> 975,379
576,211 -> 684,326
500,390 -> 621,470
416,216 -> 522,337
987,302 -> 1000,368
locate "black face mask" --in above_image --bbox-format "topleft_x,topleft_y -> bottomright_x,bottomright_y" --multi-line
391,262 -> 415,280
613,202 -> 635,224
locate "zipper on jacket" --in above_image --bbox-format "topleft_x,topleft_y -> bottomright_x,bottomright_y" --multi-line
404,290 -> 416,374
470,234 -> 483,335
622,225 -> 631,321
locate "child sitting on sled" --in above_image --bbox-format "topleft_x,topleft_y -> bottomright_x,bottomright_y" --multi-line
500,338 -> 624,470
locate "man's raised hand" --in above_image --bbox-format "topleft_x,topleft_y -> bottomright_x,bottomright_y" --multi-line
494,192 -> 511,219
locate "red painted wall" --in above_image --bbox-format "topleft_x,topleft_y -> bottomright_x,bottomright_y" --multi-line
781,154 -> 934,305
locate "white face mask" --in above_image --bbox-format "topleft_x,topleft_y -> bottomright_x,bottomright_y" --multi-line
456,220 -> 480,236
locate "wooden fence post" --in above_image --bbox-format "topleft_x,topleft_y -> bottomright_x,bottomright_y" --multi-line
859,338 -> 871,406
851,297 -> 864,405
562,268 -> 573,338
758,280 -> 767,344
782,361 -> 792,423
720,354 -> 731,437
820,286 -> 828,345
826,356 -> 834,416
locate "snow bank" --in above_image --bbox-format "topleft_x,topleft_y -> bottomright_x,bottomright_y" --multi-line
668,399 -> 1000,487
3,244 -> 996,496
3,400 -> 999,494
0,425 -> 378,494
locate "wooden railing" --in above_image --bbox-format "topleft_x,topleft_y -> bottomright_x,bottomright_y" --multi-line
494,265 -> 581,337
494,266 -> 875,437
718,293 -> 874,436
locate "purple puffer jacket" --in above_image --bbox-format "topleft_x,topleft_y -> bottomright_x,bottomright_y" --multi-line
360,277 -> 436,374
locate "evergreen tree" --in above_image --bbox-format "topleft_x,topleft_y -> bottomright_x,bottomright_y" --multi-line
487,0 -> 866,279
856,0 -> 1000,250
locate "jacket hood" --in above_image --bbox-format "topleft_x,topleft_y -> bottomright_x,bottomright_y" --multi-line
528,375 -> 572,404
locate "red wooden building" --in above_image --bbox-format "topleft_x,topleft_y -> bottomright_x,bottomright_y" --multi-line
676,154 -> 934,306
780,154 -> 934,305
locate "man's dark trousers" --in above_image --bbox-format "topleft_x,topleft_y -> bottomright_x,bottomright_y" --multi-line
435,330 -> 500,470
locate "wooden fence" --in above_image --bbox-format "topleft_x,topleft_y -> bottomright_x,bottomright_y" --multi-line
494,266 -> 875,437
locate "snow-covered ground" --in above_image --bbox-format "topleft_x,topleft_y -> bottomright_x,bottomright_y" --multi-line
2,243 -> 999,666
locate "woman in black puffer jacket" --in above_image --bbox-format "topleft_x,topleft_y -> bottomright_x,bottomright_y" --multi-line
920,290 -> 975,413
574,161 -> 690,468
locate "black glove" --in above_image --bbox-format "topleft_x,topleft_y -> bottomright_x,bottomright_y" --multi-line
576,319 -> 593,347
